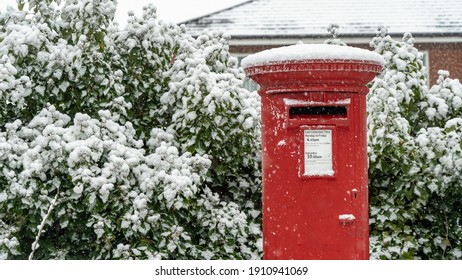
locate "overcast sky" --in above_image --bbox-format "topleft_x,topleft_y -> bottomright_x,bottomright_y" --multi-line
1,0 -> 247,24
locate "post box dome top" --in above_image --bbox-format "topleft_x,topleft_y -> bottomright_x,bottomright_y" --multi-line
242,44 -> 384,94
241,44 -> 384,69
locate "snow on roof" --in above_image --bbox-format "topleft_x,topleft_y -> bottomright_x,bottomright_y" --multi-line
182,0 -> 462,38
241,44 -> 385,68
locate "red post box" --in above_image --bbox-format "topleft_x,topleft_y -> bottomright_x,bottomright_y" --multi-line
242,44 -> 383,260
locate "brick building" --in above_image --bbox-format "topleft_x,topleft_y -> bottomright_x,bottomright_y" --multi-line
182,0 -> 462,84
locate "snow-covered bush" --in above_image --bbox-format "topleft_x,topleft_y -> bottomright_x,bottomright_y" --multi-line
0,0 -> 261,259
368,28 -> 462,259
159,31 -> 261,207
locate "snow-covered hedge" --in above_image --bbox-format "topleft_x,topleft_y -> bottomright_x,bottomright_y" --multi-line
0,0 -> 261,259
368,29 -> 462,259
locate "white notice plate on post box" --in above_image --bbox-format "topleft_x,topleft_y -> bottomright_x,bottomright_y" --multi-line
303,129 -> 334,176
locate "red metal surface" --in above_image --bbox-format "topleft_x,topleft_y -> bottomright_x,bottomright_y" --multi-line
245,58 -> 382,260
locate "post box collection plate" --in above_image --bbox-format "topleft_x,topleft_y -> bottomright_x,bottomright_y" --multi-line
303,129 -> 333,176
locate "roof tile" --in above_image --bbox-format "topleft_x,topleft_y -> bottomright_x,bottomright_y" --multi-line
183,0 -> 462,37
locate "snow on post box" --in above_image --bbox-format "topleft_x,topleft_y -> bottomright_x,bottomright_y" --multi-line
242,44 -> 383,260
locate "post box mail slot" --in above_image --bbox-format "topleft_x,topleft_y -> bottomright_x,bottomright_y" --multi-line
242,44 -> 383,260
289,106 -> 347,117
284,97 -> 351,128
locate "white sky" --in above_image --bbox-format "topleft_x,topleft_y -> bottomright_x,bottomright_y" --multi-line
0,0 -> 247,24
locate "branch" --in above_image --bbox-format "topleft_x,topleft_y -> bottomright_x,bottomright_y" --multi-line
28,191 -> 59,260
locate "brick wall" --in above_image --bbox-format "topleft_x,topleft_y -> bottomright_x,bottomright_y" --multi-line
418,43 -> 462,83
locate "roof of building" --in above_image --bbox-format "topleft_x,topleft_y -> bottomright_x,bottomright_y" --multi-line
182,0 -> 462,38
